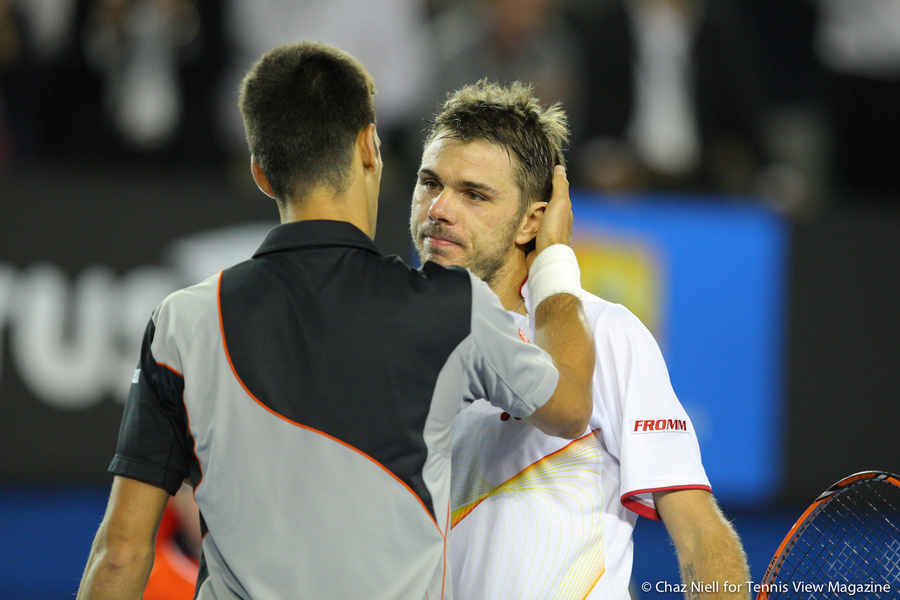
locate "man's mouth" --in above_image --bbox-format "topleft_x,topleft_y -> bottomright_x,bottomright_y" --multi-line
424,235 -> 460,248
420,227 -> 462,250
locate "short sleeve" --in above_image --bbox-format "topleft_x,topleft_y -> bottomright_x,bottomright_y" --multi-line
594,304 -> 710,520
461,273 -> 560,418
108,315 -> 192,496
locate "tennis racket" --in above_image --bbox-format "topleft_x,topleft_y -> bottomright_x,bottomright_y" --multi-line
757,471 -> 900,599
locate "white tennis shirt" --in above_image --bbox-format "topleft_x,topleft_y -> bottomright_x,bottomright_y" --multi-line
449,284 -> 710,600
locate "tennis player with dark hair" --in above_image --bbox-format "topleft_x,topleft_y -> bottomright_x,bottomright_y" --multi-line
76,43 -> 594,599
410,80 -> 750,599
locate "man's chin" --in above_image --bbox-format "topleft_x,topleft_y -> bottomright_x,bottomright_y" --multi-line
421,248 -> 466,269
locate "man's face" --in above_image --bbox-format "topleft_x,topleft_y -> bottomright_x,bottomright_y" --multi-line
410,136 -> 526,288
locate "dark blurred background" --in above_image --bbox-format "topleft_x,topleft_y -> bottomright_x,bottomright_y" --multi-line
1,0 -> 898,598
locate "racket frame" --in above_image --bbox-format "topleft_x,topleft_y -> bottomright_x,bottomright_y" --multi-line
756,470 -> 900,600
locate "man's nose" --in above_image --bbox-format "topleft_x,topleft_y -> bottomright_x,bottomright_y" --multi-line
427,190 -> 455,223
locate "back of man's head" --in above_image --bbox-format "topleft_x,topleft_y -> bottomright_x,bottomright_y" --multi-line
426,80 -> 569,213
240,42 -> 376,204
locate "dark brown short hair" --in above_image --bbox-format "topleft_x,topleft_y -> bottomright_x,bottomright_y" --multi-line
239,42 -> 376,203
426,80 -> 569,214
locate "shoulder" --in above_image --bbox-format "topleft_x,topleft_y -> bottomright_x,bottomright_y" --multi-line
160,271 -> 220,306
357,258 -> 479,330
417,260 -> 472,284
153,272 -> 221,326
580,290 -> 639,331
580,290 -> 661,352
407,260 -> 475,301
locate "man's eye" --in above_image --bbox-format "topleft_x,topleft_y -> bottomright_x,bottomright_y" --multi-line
423,179 -> 439,190
465,191 -> 485,201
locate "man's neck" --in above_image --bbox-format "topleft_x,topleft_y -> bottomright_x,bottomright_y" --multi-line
279,188 -> 373,238
490,256 -> 529,315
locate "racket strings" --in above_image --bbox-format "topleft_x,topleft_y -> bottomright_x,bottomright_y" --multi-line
767,478 -> 900,598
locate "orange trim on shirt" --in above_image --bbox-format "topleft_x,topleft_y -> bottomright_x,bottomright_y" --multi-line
215,271 -> 443,533
156,361 -> 184,379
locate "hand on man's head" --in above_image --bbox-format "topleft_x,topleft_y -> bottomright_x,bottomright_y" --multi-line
527,166 -> 573,271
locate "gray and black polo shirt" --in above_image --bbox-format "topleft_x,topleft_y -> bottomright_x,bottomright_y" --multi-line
110,220 -> 559,599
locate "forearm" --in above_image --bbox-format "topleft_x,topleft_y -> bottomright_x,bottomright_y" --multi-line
77,534 -> 155,600
77,476 -> 169,600
535,292 -> 594,387
528,292 -> 594,438
675,517 -> 750,599
657,489 -> 750,600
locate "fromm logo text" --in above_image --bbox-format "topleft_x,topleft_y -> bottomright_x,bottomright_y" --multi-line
633,419 -> 688,433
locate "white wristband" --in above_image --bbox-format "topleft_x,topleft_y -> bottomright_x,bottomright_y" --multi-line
528,244 -> 582,309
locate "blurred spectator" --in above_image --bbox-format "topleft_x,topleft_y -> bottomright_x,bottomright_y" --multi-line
735,0 -> 830,217
85,0 -> 182,151
424,0 -> 586,141
0,0 -> 40,170
562,0 -> 773,201
814,0 -> 900,207
14,0 -> 108,162
82,0 -> 227,160
217,0 -> 434,156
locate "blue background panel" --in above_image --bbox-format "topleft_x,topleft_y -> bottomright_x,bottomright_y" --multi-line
572,195 -> 789,505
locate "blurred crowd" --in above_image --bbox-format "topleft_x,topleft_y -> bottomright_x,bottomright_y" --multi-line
2,0 -> 900,216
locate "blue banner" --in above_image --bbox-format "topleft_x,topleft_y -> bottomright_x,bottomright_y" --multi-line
572,194 -> 788,505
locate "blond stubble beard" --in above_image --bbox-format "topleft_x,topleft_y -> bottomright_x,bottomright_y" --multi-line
414,211 -> 522,291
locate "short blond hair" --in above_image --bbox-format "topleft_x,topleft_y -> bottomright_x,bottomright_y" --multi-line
426,80 -> 569,214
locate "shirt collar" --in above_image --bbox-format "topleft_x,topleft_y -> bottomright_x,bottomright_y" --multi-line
521,277 -> 534,315
253,220 -> 379,258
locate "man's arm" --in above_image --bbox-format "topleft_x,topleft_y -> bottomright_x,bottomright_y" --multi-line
655,489 -> 751,600
77,475 -> 170,600
526,293 -> 594,438
524,166 -> 595,439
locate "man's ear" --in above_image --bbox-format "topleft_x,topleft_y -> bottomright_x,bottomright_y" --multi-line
516,201 -> 548,246
251,156 -> 276,199
359,123 -> 380,174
